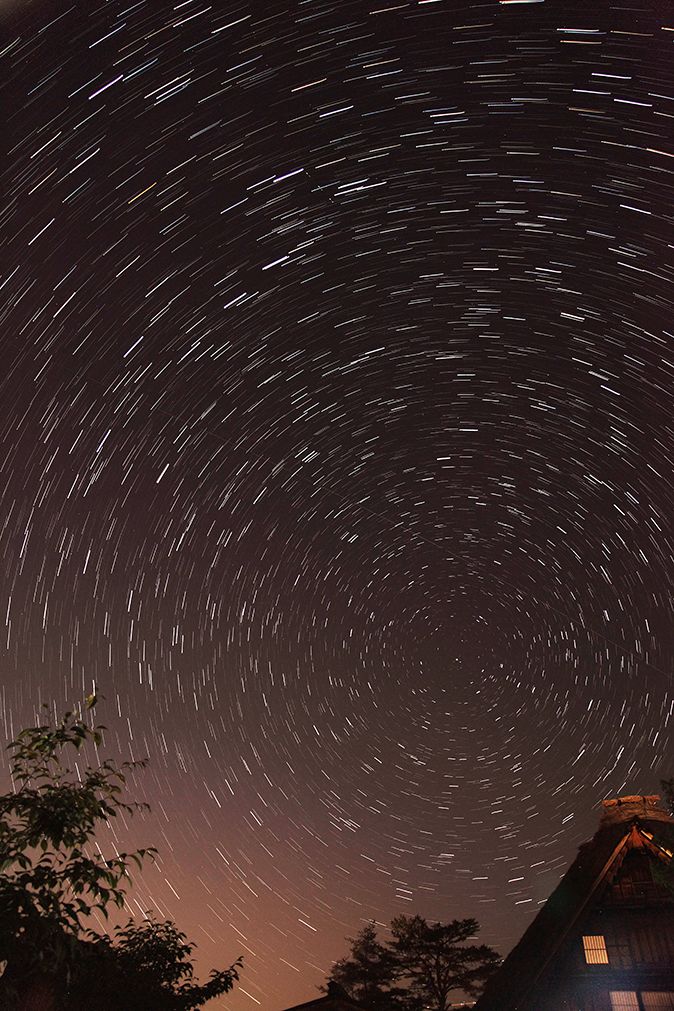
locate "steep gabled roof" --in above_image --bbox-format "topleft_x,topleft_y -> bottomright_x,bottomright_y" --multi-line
474,795 -> 674,1011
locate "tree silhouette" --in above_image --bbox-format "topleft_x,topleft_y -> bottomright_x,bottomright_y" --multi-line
390,914 -> 500,1011
0,698 -> 241,1009
326,922 -> 408,1009
326,915 -> 498,1011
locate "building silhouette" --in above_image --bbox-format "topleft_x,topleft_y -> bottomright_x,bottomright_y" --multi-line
475,795 -> 674,1011
282,980 -> 362,1010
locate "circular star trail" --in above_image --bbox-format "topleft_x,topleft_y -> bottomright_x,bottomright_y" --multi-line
1,1 -> 674,1007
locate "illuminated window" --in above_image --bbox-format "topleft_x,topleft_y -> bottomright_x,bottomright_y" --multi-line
642,995 -> 674,1010
610,994 -> 639,1011
583,934 -> 609,964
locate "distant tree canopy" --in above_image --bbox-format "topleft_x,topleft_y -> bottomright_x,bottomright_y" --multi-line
326,922 -> 408,1010
326,915 -> 499,1011
661,777 -> 674,815
0,699 -> 241,1010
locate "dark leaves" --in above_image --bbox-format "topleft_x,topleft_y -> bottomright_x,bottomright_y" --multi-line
0,701 -> 240,1009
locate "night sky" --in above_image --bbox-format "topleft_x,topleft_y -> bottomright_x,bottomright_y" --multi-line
1,0 -> 674,1007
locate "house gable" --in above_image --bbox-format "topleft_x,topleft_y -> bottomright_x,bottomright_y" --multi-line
475,796 -> 674,1011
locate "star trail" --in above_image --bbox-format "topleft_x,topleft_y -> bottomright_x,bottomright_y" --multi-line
1,0 -> 674,1007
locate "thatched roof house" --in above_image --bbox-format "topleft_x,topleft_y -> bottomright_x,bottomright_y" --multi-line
475,795 -> 674,1011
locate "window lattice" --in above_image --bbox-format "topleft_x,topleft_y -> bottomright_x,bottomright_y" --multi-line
582,934 -> 609,964
642,995 -> 674,1010
610,993 -> 639,1011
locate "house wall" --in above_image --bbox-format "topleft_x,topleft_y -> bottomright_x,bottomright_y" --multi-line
523,901 -> 674,1011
